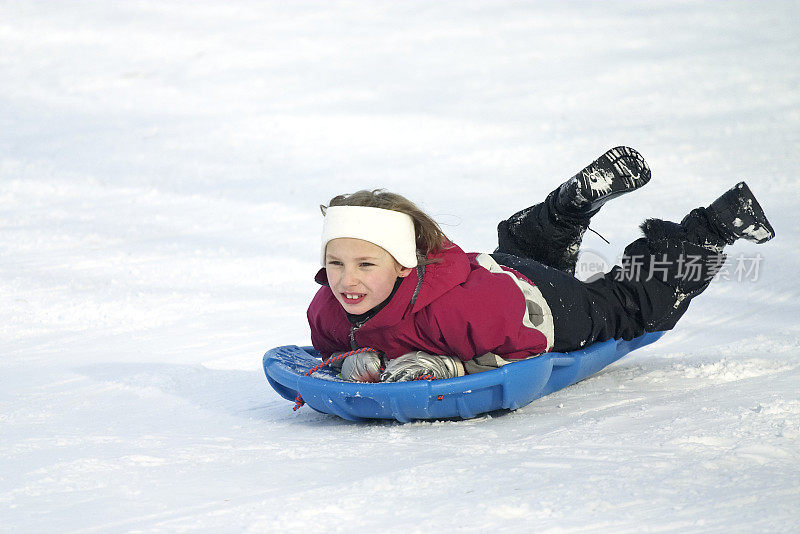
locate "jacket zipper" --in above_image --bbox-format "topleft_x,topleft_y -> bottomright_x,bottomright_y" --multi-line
349,322 -> 363,350
347,265 -> 423,351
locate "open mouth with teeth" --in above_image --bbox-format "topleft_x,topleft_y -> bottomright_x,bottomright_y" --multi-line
341,292 -> 366,304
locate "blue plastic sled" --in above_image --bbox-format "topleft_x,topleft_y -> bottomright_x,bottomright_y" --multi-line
263,331 -> 665,423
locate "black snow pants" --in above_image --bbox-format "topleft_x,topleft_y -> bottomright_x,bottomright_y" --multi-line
492,196 -> 725,353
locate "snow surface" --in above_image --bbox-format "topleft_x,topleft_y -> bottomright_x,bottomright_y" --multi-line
2,1 -> 800,532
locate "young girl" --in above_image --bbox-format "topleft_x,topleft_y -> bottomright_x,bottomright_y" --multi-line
307,147 -> 775,383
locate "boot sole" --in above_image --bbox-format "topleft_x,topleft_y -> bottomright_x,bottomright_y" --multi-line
572,146 -> 652,210
730,182 -> 775,243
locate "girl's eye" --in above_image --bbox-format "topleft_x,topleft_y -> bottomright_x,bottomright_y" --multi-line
360,262 -> 375,268
327,260 -> 343,267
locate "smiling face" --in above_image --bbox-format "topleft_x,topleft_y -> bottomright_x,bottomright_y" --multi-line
325,238 -> 413,315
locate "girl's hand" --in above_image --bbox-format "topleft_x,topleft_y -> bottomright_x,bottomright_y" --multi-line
340,349 -> 386,382
380,352 -> 465,382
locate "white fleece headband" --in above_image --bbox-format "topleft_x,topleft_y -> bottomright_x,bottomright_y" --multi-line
321,206 -> 418,268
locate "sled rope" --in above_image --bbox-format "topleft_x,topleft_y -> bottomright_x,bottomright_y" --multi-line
293,347 -> 377,411
293,348 -> 439,411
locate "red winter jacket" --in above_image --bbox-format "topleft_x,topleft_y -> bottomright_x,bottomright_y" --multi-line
307,244 -> 552,363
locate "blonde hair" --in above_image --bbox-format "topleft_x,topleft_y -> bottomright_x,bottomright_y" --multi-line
321,189 -> 450,264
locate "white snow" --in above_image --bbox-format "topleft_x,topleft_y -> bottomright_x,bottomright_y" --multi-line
3,1 -> 800,532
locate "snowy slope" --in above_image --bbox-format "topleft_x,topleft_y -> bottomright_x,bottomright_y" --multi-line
2,1 -> 799,532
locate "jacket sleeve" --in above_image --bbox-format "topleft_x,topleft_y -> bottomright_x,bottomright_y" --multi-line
307,287 -> 351,358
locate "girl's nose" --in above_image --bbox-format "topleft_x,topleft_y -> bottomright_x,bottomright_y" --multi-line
342,267 -> 359,286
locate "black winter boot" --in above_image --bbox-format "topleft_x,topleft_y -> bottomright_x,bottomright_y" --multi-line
633,182 -> 774,331
555,146 -> 651,217
705,181 -> 775,245
496,191 -> 588,275
496,147 -> 652,275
